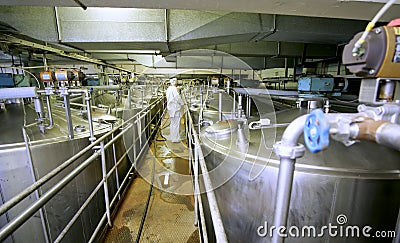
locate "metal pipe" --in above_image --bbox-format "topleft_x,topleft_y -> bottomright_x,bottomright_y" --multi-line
88,214 -> 107,243
100,142 -> 112,227
272,115 -> 307,243
197,194 -> 209,243
141,89 -> 145,108
84,93 -> 95,142
111,129 -> 121,200
184,94 -> 228,242
376,123 -> 400,151
232,90 -> 236,117
33,97 -> 46,133
45,95 -> 54,129
238,94 -> 243,118
199,87 -> 203,125
246,95 -> 251,117
0,87 -> 38,99
197,145 -> 228,242
352,120 -> 400,151
22,128 -> 50,243
69,95 -> 83,103
272,158 -> 295,243
218,91 -> 223,121
68,89 -> 95,141
43,54 -> 48,71
63,94 -> 74,139
194,134 -> 199,226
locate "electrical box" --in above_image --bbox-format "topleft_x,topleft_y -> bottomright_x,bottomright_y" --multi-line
298,77 -> 334,93
85,79 -> 100,86
0,73 -> 15,88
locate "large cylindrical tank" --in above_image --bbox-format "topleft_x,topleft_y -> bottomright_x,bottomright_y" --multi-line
0,97 -> 130,242
200,107 -> 400,243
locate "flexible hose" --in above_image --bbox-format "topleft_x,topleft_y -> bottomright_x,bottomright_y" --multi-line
352,0 -> 397,55
135,106 -> 167,242
134,157 -> 155,243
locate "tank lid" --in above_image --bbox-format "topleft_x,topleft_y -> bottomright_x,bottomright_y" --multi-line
205,119 -> 238,136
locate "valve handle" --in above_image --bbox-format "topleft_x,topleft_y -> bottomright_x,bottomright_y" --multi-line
304,109 -> 330,153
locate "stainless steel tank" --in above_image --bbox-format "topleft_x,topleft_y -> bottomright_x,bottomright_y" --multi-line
0,84 -> 163,242
199,105 -> 400,242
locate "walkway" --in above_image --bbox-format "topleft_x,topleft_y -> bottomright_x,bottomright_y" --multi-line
103,114 -> 199,243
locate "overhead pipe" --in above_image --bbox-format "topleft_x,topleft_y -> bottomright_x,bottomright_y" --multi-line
0,87 -> 38,99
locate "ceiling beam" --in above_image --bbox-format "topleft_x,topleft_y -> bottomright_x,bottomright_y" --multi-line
0,34 -> 133,73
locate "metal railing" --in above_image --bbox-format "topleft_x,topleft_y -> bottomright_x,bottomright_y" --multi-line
183,91 -> 228,243
0,95 -> 166,242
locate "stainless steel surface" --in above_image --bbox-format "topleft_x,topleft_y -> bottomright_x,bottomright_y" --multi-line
0,87 -> 38,99
376,122 -> 400,151
0,84 -> 164,242
200,107 -> 400,242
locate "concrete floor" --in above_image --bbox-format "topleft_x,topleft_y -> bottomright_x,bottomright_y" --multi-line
103,115 -> 199,243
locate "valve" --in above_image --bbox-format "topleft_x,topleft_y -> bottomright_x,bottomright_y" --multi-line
304,109 -> 330,153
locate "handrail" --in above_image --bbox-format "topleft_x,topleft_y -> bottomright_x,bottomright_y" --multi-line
0,94 -> 166,241
0,96 -> 163,217
183,92 -> 228,243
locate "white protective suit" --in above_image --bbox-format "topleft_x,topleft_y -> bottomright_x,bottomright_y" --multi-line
166,81 -> 184,142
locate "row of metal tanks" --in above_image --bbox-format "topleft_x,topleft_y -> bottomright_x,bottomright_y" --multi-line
188,87 -> 400,243
0,83 -> 164,242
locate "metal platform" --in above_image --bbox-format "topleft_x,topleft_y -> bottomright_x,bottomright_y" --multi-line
103,115 -> 199,243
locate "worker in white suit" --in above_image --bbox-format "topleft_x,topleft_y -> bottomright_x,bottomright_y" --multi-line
166,78 -> 184,143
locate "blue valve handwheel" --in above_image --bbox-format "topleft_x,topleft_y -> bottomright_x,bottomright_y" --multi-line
304,109 -> 330,153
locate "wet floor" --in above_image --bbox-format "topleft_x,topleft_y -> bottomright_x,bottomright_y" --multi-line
103,114 -> 199,243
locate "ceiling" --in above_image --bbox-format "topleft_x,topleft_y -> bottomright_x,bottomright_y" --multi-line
1,0 -> 399,21
0,0 -> 398,71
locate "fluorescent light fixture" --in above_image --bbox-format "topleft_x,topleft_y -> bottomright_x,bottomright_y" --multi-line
86,50 -> 161,54
340,0 -> 400,3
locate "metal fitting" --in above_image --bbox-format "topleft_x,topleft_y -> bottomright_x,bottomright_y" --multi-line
273,142 -> 305,159
329,116 -> 357,147
248,118 -> 271,130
